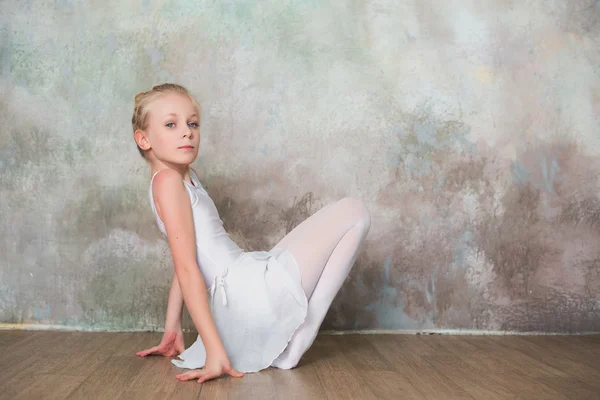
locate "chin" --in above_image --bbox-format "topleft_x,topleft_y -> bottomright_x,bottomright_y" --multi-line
157,153 -> 198,166
179,156 -> 198,165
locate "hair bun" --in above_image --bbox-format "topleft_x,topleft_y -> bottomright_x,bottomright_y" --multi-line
134,92 -> 146,104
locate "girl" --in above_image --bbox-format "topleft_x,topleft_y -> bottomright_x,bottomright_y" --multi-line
133,83 -> 371,383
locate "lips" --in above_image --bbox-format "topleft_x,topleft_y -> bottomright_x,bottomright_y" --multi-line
178,146 -> 194,150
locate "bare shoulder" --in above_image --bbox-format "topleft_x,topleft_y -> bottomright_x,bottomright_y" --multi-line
152,169 -> 189,209
153,169 -> 184,193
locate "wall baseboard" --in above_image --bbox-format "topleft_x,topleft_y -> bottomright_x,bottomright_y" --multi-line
319,329 -> 600,336
1,323 -> 598,335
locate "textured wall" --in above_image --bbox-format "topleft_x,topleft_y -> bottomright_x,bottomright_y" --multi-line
1,1 -> 599,333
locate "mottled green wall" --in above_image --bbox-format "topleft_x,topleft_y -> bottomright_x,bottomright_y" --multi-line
1,1 -> 599,333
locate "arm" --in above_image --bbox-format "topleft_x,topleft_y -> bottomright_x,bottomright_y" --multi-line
153,169 -> 226,356
165,272 -> 184,331
135,266 -> 185,358
153,169 -> 243,382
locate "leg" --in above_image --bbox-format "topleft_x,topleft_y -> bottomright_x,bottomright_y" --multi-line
270,197 -> 371,369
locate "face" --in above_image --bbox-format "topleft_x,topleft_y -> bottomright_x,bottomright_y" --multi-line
138,93 -> 201,167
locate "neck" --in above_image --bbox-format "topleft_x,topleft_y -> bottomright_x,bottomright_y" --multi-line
149,158 -> 193,183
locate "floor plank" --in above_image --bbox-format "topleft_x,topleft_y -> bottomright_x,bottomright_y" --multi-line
459,336 -> 573,400
421,354 -> 516,399
271,364 -> 327,400
11,374 -> 86,400
66,333 -> 159,400
502,336 -> 600,391
367,335 -> 475,400
0,330 -> 36,348
198,369 -> 276,400
310,335 -> 379,400
361,371 -> 427,400
335,334 -> 396,372
535,376 -> 600,400
471,336 -> 568,379
523,335 -> 600,373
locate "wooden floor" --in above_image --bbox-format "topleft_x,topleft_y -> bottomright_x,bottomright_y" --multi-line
1,331 -> 599,400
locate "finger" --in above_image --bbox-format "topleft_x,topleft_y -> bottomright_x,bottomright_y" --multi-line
197,372 -> 218,384
228,368 -> 244,378
177,344 -> 185,354
136,346 -> 160,357
176,370 -> 204,381
175,370 -> 199,380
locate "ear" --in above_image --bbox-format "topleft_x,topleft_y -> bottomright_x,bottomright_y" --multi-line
134,129 -> 151,151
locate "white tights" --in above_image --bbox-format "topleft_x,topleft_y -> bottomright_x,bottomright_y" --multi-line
269,197 -> 371,369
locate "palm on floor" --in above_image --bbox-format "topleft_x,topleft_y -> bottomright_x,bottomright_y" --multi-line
136,329 -> 185,357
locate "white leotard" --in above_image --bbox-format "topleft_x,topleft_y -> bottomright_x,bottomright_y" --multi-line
148,169 -> 244,288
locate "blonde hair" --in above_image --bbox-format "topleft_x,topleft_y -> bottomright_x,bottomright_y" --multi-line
131,83 -> 201,158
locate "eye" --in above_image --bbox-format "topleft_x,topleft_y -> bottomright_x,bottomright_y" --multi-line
188,122 -> 199,128
166,122 -> 175,128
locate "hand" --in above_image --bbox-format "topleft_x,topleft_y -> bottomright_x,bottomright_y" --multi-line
175,352 -> 244,383
136,329 -> 185,357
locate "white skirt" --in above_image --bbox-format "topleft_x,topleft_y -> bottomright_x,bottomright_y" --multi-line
171,248 -> 308,373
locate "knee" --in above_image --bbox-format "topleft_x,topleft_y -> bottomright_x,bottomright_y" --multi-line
338,197 -> 371,232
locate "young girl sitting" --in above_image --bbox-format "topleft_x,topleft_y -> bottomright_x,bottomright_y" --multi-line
133,83 -> 371,383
